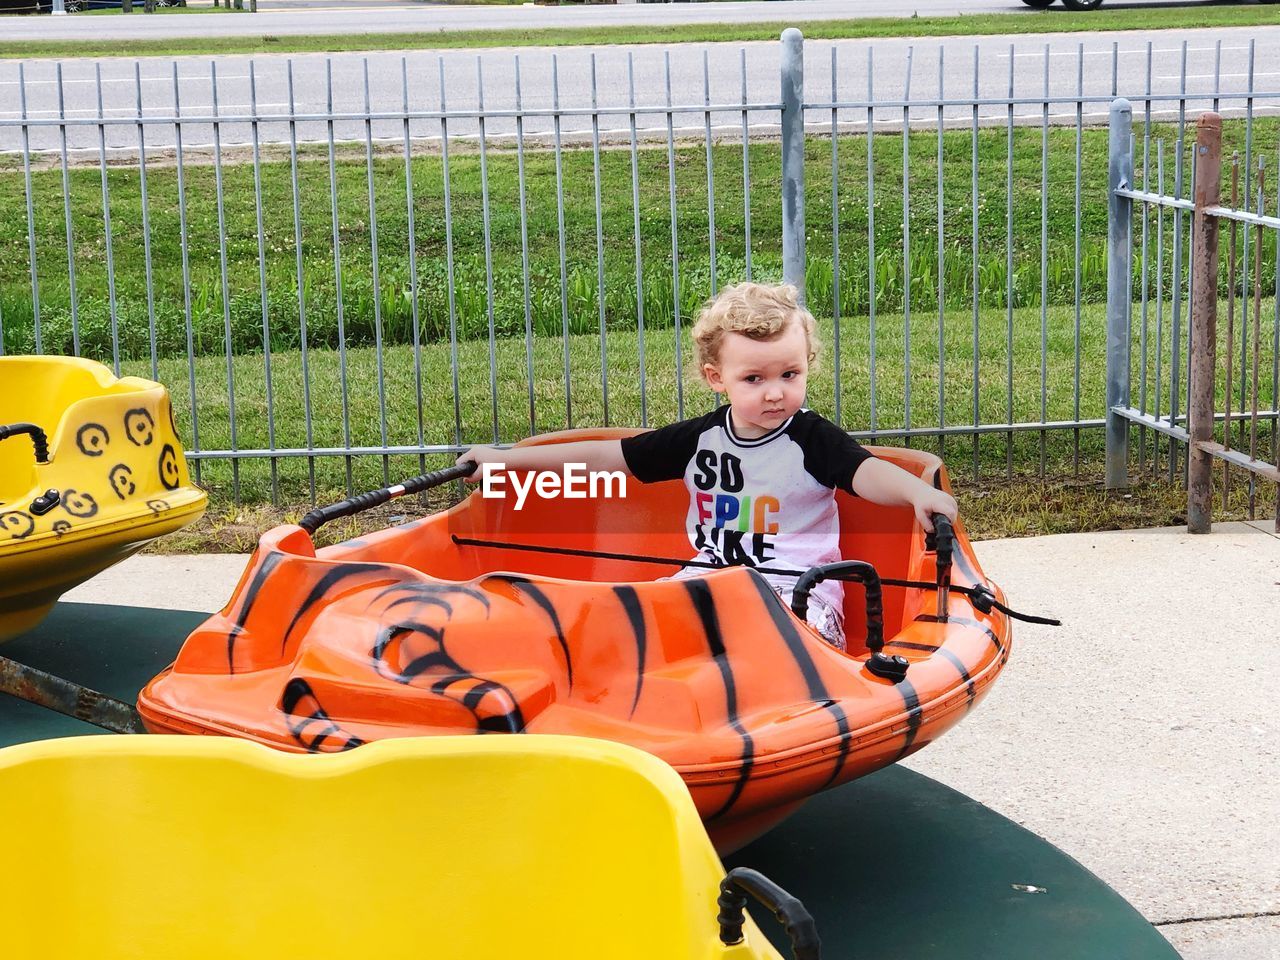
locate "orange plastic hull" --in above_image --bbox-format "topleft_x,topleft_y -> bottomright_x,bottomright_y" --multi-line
139,432 -> 1011,852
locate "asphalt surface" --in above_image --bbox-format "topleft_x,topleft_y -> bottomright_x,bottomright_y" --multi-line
3,0 -> 1268,41
2,27 -> 1277,155
63,519 -> 1280,959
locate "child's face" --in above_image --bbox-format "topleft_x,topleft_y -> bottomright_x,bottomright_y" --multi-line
703,322 -> 810,439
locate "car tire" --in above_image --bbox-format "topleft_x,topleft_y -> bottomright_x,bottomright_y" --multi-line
1061,0 -> 1104,8
1020,0 -> 1056,7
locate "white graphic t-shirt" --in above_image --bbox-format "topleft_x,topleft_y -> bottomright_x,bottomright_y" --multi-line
620,406 -> 873,644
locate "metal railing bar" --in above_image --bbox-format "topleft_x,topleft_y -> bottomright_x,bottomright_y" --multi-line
14,89 -> 1280,136
901,44 -> 913,447
95,64 -> 121,376
401,56 -> 426,478
742,47 -> 753,284
249,60 -> 279,502
1240,41 -> 1257,430
970,43 -> 980,479
136,62 -> 159,382
1169,136 -> 1187,480
210,61 -> 241,502
590,53 -> 609,427
1073,41 -> 1085,476
362,57 -> 391,486
20,104 -> 1280,160
1005,43 -> 1014,479
172,60 -> 201,485
665,51 -> 684,420
324,58 -> 353,495
1137,42 -> 1152,473
56,62 -> 79,357
704,50 -> 718,299
867,44 -> 877,433
832,43 -> 842,426
936,43 -> 945,461
1039,42 -> 1049,478
630,52 -> 648,428
286,59 -> 316,502
515,54 -> 537,437
552,54 -> 573,429
20,64 -> 42,354
0,102 -> 789,129
438,57 -> 464,460
476,56 -> 500,445
1213,39 -> 1222,114
1117,193 -> 1280,232
1154,140 -> 1166,474
1175,40 -> 1188,149
1273,142 -> 1280,468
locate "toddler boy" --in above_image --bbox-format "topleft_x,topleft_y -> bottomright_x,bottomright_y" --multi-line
459,282 -> 956,649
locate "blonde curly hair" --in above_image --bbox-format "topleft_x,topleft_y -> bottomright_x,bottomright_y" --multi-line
690,282 -> 818,383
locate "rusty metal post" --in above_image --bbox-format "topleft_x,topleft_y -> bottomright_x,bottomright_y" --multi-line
0,654 -> 147,734
1188,113 -> 1223,534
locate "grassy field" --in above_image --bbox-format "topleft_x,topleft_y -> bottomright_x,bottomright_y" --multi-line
4,113 -> 1277,539
5,119 -> 1278,363
143,307 -> 1278,553
6,7 -> 1280,59
111,295 -> 1278,516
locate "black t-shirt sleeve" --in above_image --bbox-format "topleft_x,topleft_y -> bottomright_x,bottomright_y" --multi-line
787,410 -> 875,494
620,410 -> 720,484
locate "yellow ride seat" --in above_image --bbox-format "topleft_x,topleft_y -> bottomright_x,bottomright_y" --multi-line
0,356 -> 206,641
0,735 -> 787,960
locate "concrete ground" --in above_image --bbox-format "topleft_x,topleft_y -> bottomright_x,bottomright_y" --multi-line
63,520 -> 1280,959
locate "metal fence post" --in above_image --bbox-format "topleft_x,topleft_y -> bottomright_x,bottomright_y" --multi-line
1188,113 -> 1223,533
1105,98 -> 1134,490
781,28 -> 806,301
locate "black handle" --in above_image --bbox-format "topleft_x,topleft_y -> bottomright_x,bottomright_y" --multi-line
791,559 -> 884,652
0,422 -> 50,464
298,461 -> 476,536
718,867 -> 821,960
924,513 -> 954,623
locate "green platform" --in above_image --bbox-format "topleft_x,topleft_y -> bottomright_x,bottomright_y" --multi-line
2,602 -> 1177,959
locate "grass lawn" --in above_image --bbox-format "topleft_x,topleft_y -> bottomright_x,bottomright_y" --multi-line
6,119 -> 1277,364
4,112 -> 1276,543
114,296 -> 1277,544
6,7 -> 1280,59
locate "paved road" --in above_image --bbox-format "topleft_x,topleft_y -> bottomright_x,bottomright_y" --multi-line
1,0 -> 1265,42
1,26 -> 1276,156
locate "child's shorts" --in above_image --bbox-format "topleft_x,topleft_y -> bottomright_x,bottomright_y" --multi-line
663,564 -> 847,652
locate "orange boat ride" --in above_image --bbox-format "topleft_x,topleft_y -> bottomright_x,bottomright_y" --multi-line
139,429 -> 1013,852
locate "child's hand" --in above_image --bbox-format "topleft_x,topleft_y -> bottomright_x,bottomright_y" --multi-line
455,446 -> 503,483
911,487 -> 958,534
